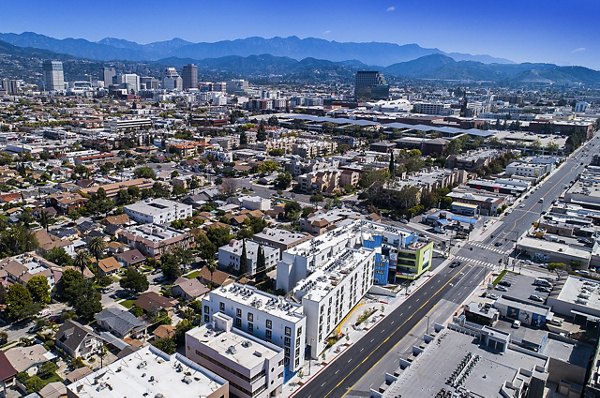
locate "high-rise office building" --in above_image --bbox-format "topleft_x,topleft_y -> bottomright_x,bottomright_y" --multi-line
354,71 -> 389,101
163,67 -> 183,90
102,66 -> 116,88
182,64 -> 198,89
119,74 -> 141,92
42,60 -> 65,92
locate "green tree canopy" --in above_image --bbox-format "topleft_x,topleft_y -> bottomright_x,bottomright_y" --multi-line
5,284 -> 38,321
120,267 -> 149,293
26,275 -> 51,305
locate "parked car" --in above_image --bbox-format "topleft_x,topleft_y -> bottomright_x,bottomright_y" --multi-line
529,295 -> 544,302
495,285 -> 508,292
486,293 -> 499,300
512,320 -> 521,329
498,280 -> 512,287
494,242 -> 502,247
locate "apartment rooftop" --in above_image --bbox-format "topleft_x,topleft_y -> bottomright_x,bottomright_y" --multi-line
187,320 -> 281,369
214,283 -> 305,323
122,224 -> 186,242
253,228 -> 311,247
67,345 -> 227,398
455,148 -> 502,162
288,218 -> 365,257
125,198 -> 188,216
292,247 -> 374,303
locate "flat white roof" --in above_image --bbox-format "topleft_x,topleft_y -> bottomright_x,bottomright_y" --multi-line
187,323 -> 281,369
67,345 -> 226,398
123,224 -> 185,242
125,198 -> 189,216
518,236 -> 591,261
212,284 -> 305,323
556,275 -> 600,312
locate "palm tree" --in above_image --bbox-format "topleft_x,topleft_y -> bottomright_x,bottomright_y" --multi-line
87,237 -> 106,264
206,260 -> 217,289
39,210 -> 51,232
74,250 -> 91,275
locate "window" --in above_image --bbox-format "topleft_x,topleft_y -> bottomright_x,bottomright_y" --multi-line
284,337 -> 291,346
295,358 -> 300,367
266,319 -> 272,329
235,318 -> 241,327
204,315 -> 209,323
296,337 -> 300,347
266,330 -> 272,341
247,312 -> 253,322
236,308 -> 242,317
248,323 -> 254,333
219,302 -> 225,312
298,326 -> 302,335
278,360 -> 284,366
284,347 -> 290,357
204,305 -> 209,314
285,326 -> 291,336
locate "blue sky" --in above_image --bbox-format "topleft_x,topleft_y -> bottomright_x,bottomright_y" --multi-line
4,0 -> 600,68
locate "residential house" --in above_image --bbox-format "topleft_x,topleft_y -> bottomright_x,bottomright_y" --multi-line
115,249 -> 146,268
95,306 -> 148,339
95,256 -> 122,276
55,320 -> 103,359
171,277 -> 210,301
134,291 -> 178,316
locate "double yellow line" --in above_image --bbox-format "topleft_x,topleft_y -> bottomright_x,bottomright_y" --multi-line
316,266 -> 471,398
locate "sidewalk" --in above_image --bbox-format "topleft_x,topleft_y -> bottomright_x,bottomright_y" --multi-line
285,257 -> 452,396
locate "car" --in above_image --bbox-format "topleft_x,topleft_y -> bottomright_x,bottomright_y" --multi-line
498,280 -> 512,287
512,320 -> 521,329
449,261 -> 461,268
495,285 -> 508,292
519,204 -> 525,208
494,242 -> 502,247
27,325 -> 43,334
536,286 -> 552,293
575,270 -> 591,276
529,294 -> 544,302
486,293 -> 499,300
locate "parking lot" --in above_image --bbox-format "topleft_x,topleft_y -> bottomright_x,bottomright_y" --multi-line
494,272 -> 556,304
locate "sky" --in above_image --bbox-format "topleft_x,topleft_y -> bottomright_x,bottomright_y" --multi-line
3,0 -> 600,68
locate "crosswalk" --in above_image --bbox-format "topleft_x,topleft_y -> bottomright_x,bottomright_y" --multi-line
453,256 -> 500,270
465,241 -> 510,255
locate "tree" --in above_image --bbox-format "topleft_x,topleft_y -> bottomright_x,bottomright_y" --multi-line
0,225 -> 38,257
239,131 -> 248,146
153,337 -> 176,354
37,361 -> 58,378
26,275 -> 51,305
274,172 -> 292,190
120,267 -> 149,293
206,227 -> 233,248
255,245 -> 267,282
175,319 -> 194,345
134,166 -> 156,179
257,120 -> 267,141
309,194 -> 324,208
74,251 -> 91,274
73,282 -> 102,322
56,269 -> 84,302
219,178 -> 237,196
194,230 -> 217,261
87,237 -> 106,264
160,253 -> 182,281
24,375 -> 45,394
39,210 -> 52,232
206,260 -> 217,288
43,247 -> 73,266
5,284 -> 38,321
388,150 -> 395,175
239,240 -> 249,276
446,138 -> 463,155
284,201 -> 302,221
256,160 -> 280,175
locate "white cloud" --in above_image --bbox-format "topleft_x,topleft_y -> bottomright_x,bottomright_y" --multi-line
386,5 -> 396,12
324,30 -> 332,35
571,47 -> 586,53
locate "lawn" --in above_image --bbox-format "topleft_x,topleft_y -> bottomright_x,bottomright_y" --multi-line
185,270 -> 201,279
492,270 -> 508,286
120,299 -> 135,309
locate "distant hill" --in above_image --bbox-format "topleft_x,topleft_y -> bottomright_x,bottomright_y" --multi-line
384,54 -> 600,85
0,32 -> 512,66
0,39 -> 599,86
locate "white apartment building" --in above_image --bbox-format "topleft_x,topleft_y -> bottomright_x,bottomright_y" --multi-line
239,195 -> 271,211
204,149 -> 234,163
218,239 -> 280,276
186,312 -> 284,398
292,247 -> 375,358
124,198 -> 192,224
412,102 -> 454,116
276,220 -> 365,292
202,284 -> 306,372
505,161 -> 552,179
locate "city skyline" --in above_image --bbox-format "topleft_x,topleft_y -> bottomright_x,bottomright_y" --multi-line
1,0 -> 600,68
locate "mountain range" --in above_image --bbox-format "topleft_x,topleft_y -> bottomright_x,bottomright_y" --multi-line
0,32 -> 512,66
0,33 -> 599,86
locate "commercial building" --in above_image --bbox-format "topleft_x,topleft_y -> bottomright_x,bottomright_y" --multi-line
467,178 -> 529,196
124,198 -> 192,224
118,73 -> 140,92
412,102 -> 454,116
101,66 -> 116,87
66,345 -> 229,398
163,67 -> 183,91
447,189 -> 509,216
106,117 -> 152,134
118,224 -> 193,258
202,284 -> 306,372
547,275 -> 600,321
78,178 -> 154,197
564,166 -> 600,210
182,64 -> 198,89
354,71 -> 389,101
505,161 -> 552,180
493,296 -> 553,328
218,239 -> 280,276
186,312 -> 284,398
516,236 -> 591,267
42,60 -> 64,92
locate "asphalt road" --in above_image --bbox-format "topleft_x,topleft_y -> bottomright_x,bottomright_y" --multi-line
295,132 -> 600,398
294,263 -> 487,398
